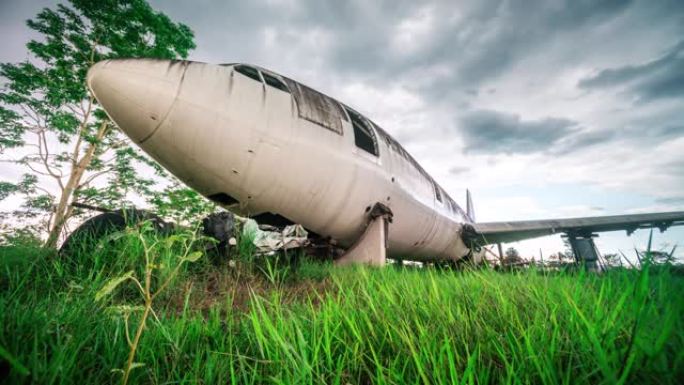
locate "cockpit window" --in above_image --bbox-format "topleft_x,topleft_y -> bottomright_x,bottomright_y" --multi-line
234,65 -> 262,83
262,72 -> 289,93
347,108 -> 378,156
434,184 -> 443,203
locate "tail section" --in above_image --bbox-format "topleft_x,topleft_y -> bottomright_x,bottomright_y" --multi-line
466,189 -> 475,223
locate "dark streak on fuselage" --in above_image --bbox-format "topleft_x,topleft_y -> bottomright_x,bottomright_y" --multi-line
123,59 -> 468,221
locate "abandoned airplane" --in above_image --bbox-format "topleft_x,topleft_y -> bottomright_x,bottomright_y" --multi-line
86,59 -> 684,267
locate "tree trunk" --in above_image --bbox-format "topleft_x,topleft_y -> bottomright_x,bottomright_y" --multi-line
44,121 -> 109,249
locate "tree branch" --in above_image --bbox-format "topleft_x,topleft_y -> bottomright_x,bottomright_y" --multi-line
71,95 -> 95,169
78,167 -> 114,189
36,131 -> 65,189
23,160 -> 60,179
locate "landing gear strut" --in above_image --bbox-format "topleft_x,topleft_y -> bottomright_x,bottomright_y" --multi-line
335,203 -> 393,266
563,232 -> 601,272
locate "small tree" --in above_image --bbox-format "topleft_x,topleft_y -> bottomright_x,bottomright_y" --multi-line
503,247 -> 523,266
95,223 -> 205,385
0,0 -> 195,248
639,249 -> 677,266
545,250 -> 576,269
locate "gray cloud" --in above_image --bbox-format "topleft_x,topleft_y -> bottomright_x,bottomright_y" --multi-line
655,197 -> 684,205
656,124 -> 684,138
459,110 -> 579,154
3,0 -> 684,257
142,1 -> 649,94
437,0 -> 633,87
637,123 -> 684,142
3,1 -> 682,157
553,130 -> 615,155
578,40 -> 684,102
448,166 -> 469,175
0,0 -> 54,63
662,158 -> 684,174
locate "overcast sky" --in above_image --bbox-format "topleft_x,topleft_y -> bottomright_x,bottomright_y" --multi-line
1,0 -> 683,259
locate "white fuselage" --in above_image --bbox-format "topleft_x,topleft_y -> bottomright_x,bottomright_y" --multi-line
87,59 -> 477,262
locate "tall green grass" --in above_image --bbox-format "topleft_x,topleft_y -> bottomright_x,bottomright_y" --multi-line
1,231 -> 683,384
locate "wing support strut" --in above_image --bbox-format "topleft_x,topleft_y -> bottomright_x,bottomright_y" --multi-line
336,203 -> 393,266
563,232 -> 601,272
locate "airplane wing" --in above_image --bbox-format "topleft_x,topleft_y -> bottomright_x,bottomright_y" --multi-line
471,211 -> 684,244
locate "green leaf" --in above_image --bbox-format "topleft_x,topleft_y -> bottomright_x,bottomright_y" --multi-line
95,271 -> 134,301
96,230 -> 128,249
183,251 -> 203,263
0,344 -> 30,376
110,362 -> 145,374
0,181 -> 18,201
164,234 -> 182,247
1,0 -> 197,236
67,281 -> 83,291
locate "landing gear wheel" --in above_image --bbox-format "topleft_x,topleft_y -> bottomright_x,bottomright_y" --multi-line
59,209 -> 171,257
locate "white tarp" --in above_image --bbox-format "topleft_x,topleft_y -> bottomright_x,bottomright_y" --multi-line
242,219 -> 309,254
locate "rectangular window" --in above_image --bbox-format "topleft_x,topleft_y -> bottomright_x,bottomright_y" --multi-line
347,108 -> 378,156
434,184 -> 442,203
262,72 -> 289,93
282,78 -> 347,135
234,65 -> 262,83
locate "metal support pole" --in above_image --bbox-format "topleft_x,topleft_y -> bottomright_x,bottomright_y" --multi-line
497,243 -> 504,266
564,232 -> 601,272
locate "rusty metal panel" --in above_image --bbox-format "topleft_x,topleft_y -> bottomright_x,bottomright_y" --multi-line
282,78 -> 347,134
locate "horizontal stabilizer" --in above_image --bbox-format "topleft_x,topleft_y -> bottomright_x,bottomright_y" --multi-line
473,211 -> 684,244
466,189 -> 475,223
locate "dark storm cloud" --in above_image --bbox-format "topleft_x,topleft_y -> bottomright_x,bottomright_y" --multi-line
303,0 -> 638,101
578,40 -> 684,102
4,0 -> 684,156
430,0 -> 634,90
147,0 -> 642,94
459,110 -> 578,154
5,0 -> 682,100
656,124 -> 684,137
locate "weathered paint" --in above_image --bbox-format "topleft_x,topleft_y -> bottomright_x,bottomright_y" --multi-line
282,78 -> 347,135
87,59 -> 684,263
335,203 -> 393,266
87,59 -> 476,262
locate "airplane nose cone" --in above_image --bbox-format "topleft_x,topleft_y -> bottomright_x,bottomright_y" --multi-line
87,59 -> 187,143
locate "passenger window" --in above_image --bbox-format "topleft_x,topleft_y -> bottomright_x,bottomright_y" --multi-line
285,79 -> 346,134
347,109 -> 378,156
262,72 -> 289,93
234,65 -> 262,83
